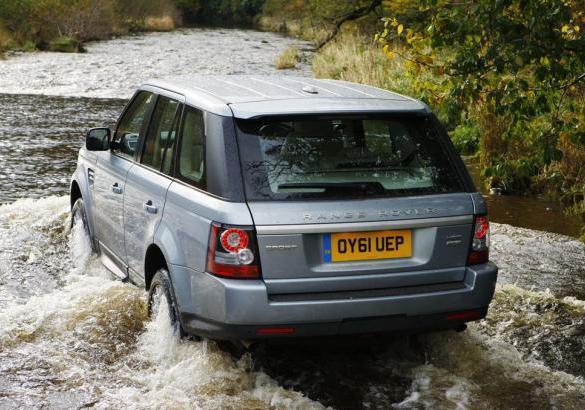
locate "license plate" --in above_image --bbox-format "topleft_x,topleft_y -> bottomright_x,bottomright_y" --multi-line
322,230 -> 412,262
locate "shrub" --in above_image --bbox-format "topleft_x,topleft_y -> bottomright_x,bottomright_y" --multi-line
48,36 -> 84,53
144,15 -> 176,31
451,122 -> 480,155
275,46 -> 300,69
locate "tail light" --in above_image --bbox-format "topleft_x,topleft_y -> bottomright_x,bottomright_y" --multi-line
467,215 -> 490,265
206,223 -> 261,279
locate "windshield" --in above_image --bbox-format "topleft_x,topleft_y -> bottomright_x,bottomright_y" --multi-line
235,114 -> 464,200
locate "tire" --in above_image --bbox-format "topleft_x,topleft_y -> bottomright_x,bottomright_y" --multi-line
148,268 -> 187,338
71,198 -> 96,252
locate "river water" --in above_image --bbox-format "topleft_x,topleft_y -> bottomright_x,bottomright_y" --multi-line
0,28 -> 584,410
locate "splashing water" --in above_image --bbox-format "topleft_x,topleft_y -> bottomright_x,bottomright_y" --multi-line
0,196 -> 324,409
0,194 -> 584,409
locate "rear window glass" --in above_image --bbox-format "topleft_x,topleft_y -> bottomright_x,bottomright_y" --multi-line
235,115 -> 464,201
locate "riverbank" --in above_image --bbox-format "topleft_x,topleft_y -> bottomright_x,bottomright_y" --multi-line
0,0 -> 180,55
0,0 -> 272,56
0,28 -> 311,99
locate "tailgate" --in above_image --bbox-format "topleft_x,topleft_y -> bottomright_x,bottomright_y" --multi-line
250,193 -> 475,295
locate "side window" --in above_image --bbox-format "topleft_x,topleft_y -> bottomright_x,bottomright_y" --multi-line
114,91 -> 155,159
142,96 -> 180,171
161,110 -> 181,175
178,107 -> 205,187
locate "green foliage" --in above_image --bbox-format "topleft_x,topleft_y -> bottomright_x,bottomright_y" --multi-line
450,122 -> 480,155
48,36 -> 83,53
375,0 -> 584,202
482,157 -> 540,192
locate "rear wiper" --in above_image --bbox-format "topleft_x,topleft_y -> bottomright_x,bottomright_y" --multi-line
277,182 -> 385,193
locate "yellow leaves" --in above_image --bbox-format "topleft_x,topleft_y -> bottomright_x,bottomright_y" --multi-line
560,23 -> 581,39
397,24 -> 404,35
383,44 -> 396,60
417,55 -> 434,65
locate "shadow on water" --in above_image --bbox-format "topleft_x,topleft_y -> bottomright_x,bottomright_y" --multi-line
250,336 -> 423,409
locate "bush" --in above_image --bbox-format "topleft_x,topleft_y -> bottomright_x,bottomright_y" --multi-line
144,16 -> 176,31
275,46 -> 300,69
451,122 -> 480,155
49,36 -> 84,53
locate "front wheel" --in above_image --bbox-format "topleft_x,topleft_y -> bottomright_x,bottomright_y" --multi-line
71,197 -> 96,253
148,268 -> 187,338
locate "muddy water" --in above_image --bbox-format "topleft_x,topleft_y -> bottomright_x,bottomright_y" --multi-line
1,28 -> 585,409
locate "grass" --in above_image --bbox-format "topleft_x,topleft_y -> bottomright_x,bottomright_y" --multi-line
312,32 -> 432,99
275,45 -> 300,69
144,15 -> 176,32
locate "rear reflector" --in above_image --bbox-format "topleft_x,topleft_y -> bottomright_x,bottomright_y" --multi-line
467,249 -> 489,265
256,327 -> 296,335
447,310 -> 482,321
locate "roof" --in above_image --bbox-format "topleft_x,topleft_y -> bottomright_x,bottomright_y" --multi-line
143,75 -> 429,119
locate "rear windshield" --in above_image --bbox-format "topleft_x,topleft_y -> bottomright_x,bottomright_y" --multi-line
235,114 -> 464,201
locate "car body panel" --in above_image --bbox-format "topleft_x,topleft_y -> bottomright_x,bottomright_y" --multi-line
93,152 -> 134,264
124,164 -> 173,277
158,181 -> 254,272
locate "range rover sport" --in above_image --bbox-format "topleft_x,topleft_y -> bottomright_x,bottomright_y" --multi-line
70,75 -> 497,340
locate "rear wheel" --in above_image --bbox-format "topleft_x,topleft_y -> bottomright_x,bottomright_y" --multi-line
148,268 -> 187,338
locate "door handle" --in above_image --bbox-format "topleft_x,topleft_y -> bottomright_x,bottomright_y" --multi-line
144,200 -> 158,214
112,183 -> 123,195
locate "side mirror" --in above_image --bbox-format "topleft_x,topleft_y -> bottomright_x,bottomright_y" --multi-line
86,128 -> 111,151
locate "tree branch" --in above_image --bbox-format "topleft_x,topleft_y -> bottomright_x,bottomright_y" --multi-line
315,0 -> 382,51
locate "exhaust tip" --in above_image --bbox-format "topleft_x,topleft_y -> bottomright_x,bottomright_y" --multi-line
454,324 -> 467,333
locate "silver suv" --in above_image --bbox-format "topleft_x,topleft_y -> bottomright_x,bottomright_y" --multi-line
70,76 -> 497,340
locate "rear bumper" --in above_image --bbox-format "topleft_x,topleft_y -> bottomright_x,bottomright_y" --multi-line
169,262 -> 497,340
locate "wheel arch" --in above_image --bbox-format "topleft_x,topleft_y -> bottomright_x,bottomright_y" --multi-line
70,180 -> 82,210
144,243 -> 169,291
